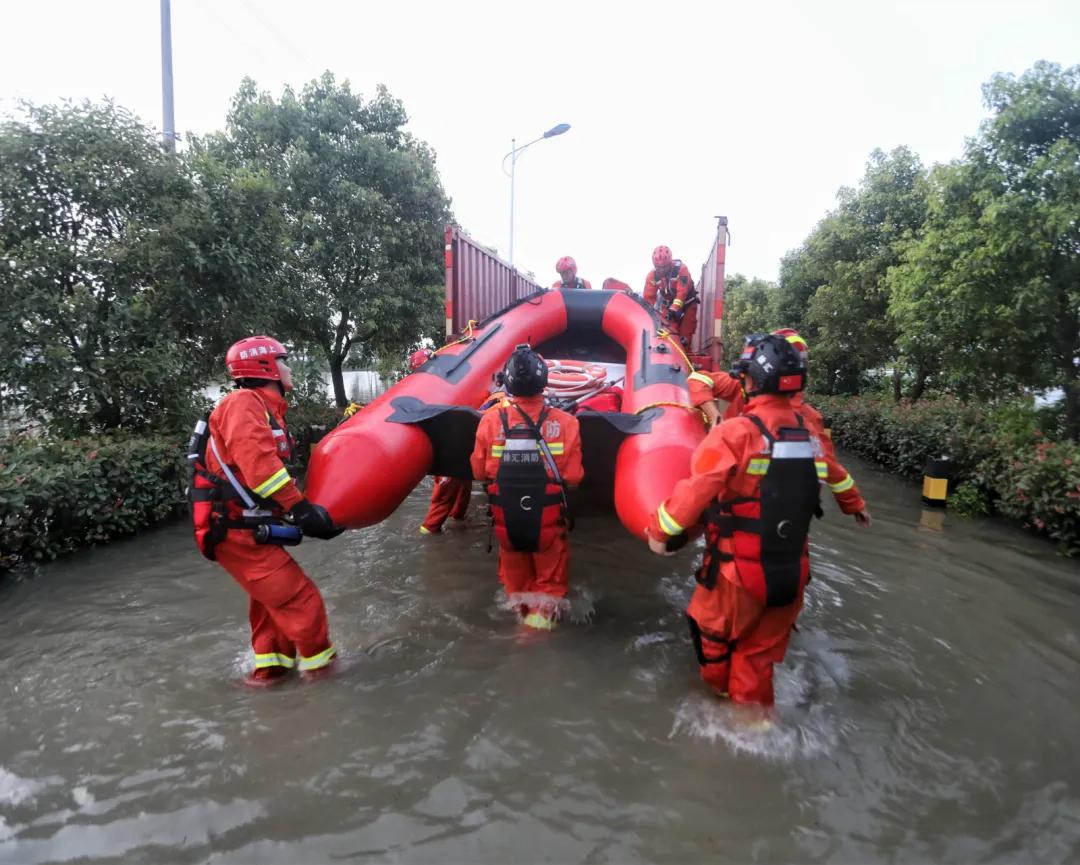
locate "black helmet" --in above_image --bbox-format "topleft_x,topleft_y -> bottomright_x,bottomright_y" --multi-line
730,333 -> 807,397
502,344 -> 548,397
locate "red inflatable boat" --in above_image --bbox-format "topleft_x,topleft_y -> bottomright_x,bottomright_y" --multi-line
305,287 -> 706,540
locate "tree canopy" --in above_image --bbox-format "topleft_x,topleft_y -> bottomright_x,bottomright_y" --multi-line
0,74 -> 453,435
756,61 -> 1079,438
206,73 -> 452,406
0,101 -> 283,434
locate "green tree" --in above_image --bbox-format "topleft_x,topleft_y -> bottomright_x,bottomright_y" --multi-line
719,274 -> 779,367
779,148 -> 927,396
210,74 -> 452,407
0,101 -> 283,435
889,62 -> 1080,437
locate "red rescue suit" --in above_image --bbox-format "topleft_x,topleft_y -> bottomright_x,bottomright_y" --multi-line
470,396 -> 583,619
421,476 -> 472,534
551,277 -> 593,290
203,388 -> 335,677
688,370 -> 745,422
648,393 -> 865,705
643,261 -> 698,347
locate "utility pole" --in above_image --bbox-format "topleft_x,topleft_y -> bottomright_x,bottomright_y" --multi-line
160,0 -> 176,152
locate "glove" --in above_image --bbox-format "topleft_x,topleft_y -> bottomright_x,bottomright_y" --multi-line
668,307 -> 684,324
665,531 -> 689,552
288,499 -> 343,540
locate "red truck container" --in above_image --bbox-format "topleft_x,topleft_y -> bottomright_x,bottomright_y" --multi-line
444,219 -> 729,360
443,225 -> 543,337
689,215 -> 730,368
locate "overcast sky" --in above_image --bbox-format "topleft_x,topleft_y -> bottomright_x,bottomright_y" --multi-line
2,0 -> 1077,286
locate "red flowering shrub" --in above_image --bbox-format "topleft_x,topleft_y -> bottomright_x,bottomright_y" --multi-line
814,396 -> 1080,556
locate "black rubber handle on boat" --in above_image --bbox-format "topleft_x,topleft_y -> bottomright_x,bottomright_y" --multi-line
441,323 -> 504,378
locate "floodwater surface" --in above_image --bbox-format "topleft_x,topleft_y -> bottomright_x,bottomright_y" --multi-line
1,452 -> 1079,864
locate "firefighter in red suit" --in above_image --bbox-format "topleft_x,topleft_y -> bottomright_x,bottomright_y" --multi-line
552,255 -> 592,290
687,331 -> 812,429
420,475 -> 472,535
192,336 -> 341,686
643,245 -> 698,347
407,346 -> 474,535
646,334 -> 871,705
471,345 -> 584,630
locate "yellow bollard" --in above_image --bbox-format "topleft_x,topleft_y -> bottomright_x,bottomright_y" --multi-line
921,456 -> 952,507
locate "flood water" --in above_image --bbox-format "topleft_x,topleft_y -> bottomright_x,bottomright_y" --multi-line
1,451 -> 1079,864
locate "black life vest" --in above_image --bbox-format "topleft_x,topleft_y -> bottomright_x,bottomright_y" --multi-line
486,405 -> 568,553
696,414 -> 822,607
186,400 -> 294,561
559,277 -> 588,290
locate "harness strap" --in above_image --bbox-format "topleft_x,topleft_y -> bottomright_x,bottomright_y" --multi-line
208,436 -> 257,509
686,615 -> 736,665
746,413 -> 775,445
707,511 -> 762,536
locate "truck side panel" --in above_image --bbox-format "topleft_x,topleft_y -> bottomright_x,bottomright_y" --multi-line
692,216 -> 729,356
444,225 -> 543,336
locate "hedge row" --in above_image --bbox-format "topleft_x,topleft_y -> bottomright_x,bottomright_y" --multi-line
0,406 -> 343,571
813,395 -> 1080,556
0,434 -> 188,570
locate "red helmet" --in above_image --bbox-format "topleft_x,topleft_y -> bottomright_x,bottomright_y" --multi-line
556,256 -> 577,276
409,349 -> 432,371
652,245 -> 673,269
772,327 -> 809,362
225,335 -> 288,381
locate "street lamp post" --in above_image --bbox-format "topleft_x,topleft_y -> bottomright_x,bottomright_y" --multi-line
502,122 -> 571,266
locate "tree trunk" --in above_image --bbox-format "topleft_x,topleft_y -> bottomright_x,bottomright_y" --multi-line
1055,282 -> 1079,442
892,368 -> 902,403
329,353 -> 347,409
1062,353 -> 1079,443
1064,379 -> 1079,443
908,363 -> 929,403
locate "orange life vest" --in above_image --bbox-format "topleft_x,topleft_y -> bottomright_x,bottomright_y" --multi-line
697,414 -> 822,606
186,409 -> 295,560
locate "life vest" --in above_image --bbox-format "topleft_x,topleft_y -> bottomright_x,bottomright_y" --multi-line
559,277 -> 588,290
654,261 -> 699,312
486,404 -> 568,553
185,400 -> 295,561
696,414 -> 824,607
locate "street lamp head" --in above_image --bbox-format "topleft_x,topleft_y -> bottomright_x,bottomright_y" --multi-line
543,123 -> 571,138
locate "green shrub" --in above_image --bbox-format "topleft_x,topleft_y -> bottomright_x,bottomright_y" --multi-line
815,395 -> 1080,556
948,482 -> 991,517
0,434 -> 186,570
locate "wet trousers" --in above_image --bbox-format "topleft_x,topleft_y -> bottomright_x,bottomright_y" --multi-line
422,477 -> 472,532
497,533 -> 569,611
214,531 -> 335,673
686,575 -> 803,706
